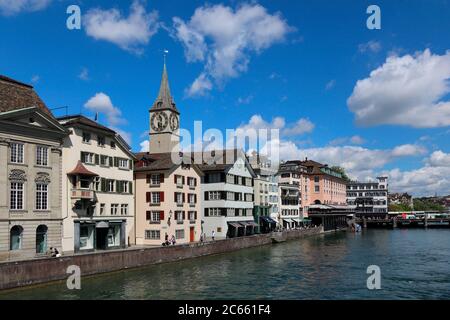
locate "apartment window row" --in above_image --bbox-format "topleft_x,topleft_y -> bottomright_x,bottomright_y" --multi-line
90,178 -> 132,194
10,182 -> 49,211
347,185 -> 385,190
145,230 -> 161,240
204,191 -> 254,202
282,209 -> 299,216
204,208 -> 252,217
204,172 -> 253,187
104,203 -> 129,216
82,131 -> 116,149
81,152 -> 132,170
281,199 -> 299,206
175,211 -> 198,223
9,143 -> 51,166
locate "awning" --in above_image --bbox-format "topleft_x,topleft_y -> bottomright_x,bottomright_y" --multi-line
96,221 -> 110,228
283,218 -> 294,225
228,222 -> 244,228
266,217 -> 278,224
243,221 -> 259,227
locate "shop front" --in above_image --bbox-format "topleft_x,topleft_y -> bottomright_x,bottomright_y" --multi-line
74,220 -> 126,252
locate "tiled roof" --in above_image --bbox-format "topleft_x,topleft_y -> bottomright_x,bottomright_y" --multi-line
0,75 -> 53,116
58,115 -> 116,134
134,152 -> 203,174
67,161 -> 98,176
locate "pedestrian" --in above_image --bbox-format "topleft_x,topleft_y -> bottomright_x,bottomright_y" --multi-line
212,230 -> 215,241
171,235 -> 176,245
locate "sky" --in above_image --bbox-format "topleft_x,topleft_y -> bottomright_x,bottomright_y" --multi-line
0,0 -> 450,196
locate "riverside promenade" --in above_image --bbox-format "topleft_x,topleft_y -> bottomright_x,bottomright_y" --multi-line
0,227 -> 326,291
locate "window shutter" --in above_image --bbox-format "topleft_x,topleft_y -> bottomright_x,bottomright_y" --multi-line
182,193 -> 185,203
129,160 -> 133,170
183,211 -> 186,220
220,172 -> 226,182
146,192 -> 151,203
95,154 -> 99,165
116,180 -> 120,193
109,157 -> 113,167
160,211 -> 164,221
221,208 -> 227,216
194,178 -> 197,186
174,175 -> 177,183
194,194 -> 197,203
204,208 -> 209,217
182,176 -> 185,185
174,192 -> 177,202
146,211 -> 151,220
146,174 -> 151,183
101,178 -> 106,192
114,157 -> 118,167
129,182 -> 133,194
194,212 -> 197,220
160,174 -> 164,183
160,192 -> 164,202
80,152 -> 85,163
204,191 -> 209,201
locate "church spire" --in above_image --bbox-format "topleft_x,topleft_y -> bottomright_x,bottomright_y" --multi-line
151,62 -> 179,114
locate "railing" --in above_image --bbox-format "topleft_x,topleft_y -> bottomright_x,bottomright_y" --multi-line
71,189 -> 95,201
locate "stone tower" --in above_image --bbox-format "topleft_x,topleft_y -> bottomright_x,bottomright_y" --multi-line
149,63 -> 180,154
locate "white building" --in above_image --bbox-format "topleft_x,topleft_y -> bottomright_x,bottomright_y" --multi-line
346,176 -> 389,216
58,115 -> 135,253
198,149 -> 257,239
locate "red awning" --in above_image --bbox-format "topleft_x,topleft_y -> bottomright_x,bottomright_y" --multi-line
67,161 -> 98,177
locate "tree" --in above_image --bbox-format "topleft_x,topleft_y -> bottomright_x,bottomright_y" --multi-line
331,166 -> 350,182
413,199 -> 446,212
389,203 -> 412,212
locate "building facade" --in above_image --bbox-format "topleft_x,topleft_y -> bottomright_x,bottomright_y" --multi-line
199,150 -> 258,240
300,159 -> 347,206
58,115 -> 135,253
249,152 -> 278,233
346,177 -> 389,216
0,75 -> 67,261
134,63 -> 202,246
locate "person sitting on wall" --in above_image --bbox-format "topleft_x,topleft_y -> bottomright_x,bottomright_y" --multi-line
171,235 -> 176,245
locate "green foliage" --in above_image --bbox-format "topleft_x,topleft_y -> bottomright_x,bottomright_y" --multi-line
330,166 -> 350,182
413,199 -> 446,212
389,203 -> 412,212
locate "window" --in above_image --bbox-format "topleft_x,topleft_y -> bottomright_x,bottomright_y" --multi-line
315,186 -> 320,192
110,141 -> 116,149
82,132 -> 91,143
175,193 -> 183,205
151,174 -> 161,185
208,191 -> 221,200
107,180 -> 115,192
10,226 -> 23,250
100,155 -> 109,166
36,183 -> 48,210
175,229 -> 185,240
208,208 -> 221,217
314,176 -> 320,183
120,204 -> 128,215
188,177 -> 196,187
175,211 -> 184,223
36,225 -> 48,254
99,203 -> 105,215
80,178 -> 91,189
10,182 -> 24,210
93,177 -> 101,191
10,143 -> 24,164
110,204 -> 119,215
188,194 -> 196,205
120,181 -> 129,193
98,136 -> 105,147
118,158 -> 129,169
82,152 -> 95,164
145,230 -> 160,240
36,146 -> 48,166
189,211 -> 196,222
151,192 -> 161,204
147,211 -> 161,223
79,225 -> 94,250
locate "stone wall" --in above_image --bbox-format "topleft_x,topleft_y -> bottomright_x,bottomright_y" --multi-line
0,228 -> 323,290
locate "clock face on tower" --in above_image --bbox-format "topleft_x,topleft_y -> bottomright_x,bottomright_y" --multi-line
151,112 -> 168,132
169,113 -> 179,131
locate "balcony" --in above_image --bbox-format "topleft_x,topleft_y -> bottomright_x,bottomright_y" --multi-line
71,189 -> 96,201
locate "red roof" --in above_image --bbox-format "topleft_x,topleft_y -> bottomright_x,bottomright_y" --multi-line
67,161 -> 98,176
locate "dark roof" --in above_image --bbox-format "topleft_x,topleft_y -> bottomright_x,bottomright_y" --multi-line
150,63 -> 179,114
67,161 -> 98,176
0,75 -> 53,116
134,152 -> 203,175
58,115 -> 116,134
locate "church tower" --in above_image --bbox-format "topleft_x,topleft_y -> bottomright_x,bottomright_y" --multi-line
149,63 -> 180,154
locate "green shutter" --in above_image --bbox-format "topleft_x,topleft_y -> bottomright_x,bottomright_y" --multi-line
101,178 -> 106,192
116,180 -> 120,193
114,157 -> 118,167
129,181 -> 133,194
80,152 -> 85,163
95,154 -> 99,165
109,157 -> 113,167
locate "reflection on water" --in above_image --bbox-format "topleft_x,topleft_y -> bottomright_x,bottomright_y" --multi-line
1,229 -> 450,300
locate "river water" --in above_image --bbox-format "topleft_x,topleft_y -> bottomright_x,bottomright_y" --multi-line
1,229 -> 449,300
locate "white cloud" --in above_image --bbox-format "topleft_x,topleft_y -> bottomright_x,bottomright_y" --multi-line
84,0 -> 159,54
348,49 -> 450,128
426,150 -> 450,167
31,75 -> 40,84
173,3 -> 292,96
282,118 -> 315,136
325,79 -> 336,90
78,67 -> 89,81
330,135 -> 365,146
391,144 -> 427,157
0,0 -> 51,16
237,95 -> 253,105
358,40 -> 381,53
139,140 -> 149,152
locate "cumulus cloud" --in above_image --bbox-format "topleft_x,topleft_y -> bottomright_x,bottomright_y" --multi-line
84,93 -> 131,144
348,49 -> 450,128
426,150 -> 450,167
329,135 -> 365,146
140,140 -> 149,152
0,0 -> 51,16
84,0 -> 159,54
78,67 -> 89,81
325,80 -> 336,91
173,3 -> 292,96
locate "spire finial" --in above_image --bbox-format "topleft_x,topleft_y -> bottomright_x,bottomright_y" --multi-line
163,49 -> 169,67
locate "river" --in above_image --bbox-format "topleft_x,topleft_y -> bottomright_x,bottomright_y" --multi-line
1,229 -> 449,300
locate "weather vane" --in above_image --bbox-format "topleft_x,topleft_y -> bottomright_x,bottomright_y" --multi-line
163,49 -> 169,65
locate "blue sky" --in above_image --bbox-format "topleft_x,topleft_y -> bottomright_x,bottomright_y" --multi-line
1,0 -> 450,195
